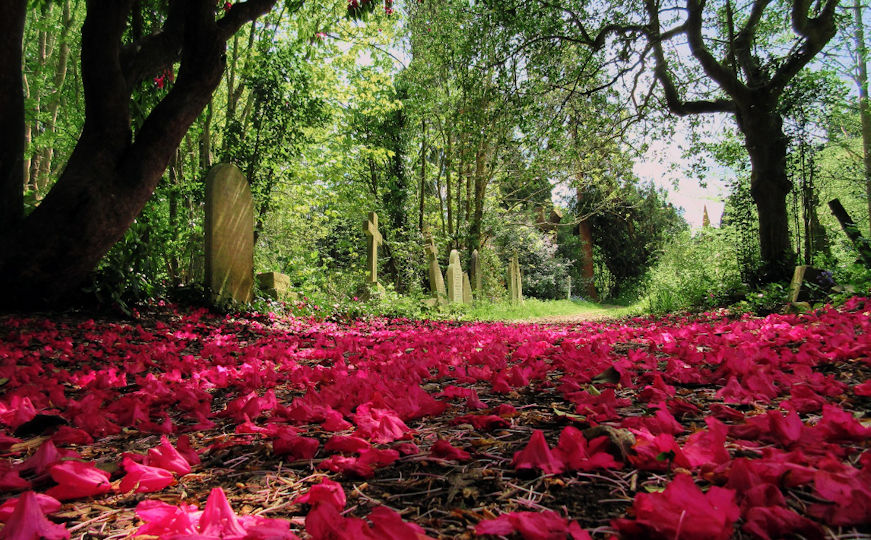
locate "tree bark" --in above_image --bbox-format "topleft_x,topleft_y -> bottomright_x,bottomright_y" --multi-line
739,103 -> 795,280
0,0 -> 277,308
853,0 -> 871,235
0,0 -> 27,233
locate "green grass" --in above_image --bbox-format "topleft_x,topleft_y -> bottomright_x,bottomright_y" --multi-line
457,298 -> 639,322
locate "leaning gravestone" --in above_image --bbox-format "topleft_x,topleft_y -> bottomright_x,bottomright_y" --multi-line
507,255 -> 522,304
471,249 -> 481,297
205,164 -> 253,304
462,272 -> 473,304
788,265 -> 833,303
256,272 -> 297,301
425,237 -> 447,304
446,250 -> 464,303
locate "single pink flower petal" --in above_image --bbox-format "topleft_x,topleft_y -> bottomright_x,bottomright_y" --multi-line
45,461 -> 112,500
198,487 -> 248,538
0,491 -> 68,540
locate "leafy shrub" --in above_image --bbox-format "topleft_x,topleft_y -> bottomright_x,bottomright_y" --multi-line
643,228 -> 744,313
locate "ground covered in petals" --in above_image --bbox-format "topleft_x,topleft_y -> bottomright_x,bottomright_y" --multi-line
1,299 -> 870,539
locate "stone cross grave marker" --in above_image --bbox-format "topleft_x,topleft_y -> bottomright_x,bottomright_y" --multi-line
363,212 -> 383,284
425,236 -> 447,303
204,163 -> 253,304
471,249 -> 481,297
507,255 -> 522,304
446,250 -> 464,303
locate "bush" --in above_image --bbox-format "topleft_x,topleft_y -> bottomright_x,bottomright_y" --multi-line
643,228 -> 744,313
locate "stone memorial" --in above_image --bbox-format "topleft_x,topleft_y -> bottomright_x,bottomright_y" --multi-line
507,255 -> 522,304
446,250 -> 464,303
425,236 -> 447,304
462,272 -> 473,304
363,212 -> 383,285
204,164 -> 253,304
256,272 -> 297,301
471,249 -> 481,297
788,265 -> 833,304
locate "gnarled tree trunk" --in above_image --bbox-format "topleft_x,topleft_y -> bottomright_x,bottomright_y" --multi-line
0,0 -> 277,309
740,103 -> 795,280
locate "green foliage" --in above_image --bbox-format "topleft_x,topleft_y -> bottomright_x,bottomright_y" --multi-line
731,282 -> 790,316
643,228 -> 745,314
490,221 -> 571,300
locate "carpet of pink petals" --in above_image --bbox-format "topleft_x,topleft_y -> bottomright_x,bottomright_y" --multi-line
0,297 -> 870,539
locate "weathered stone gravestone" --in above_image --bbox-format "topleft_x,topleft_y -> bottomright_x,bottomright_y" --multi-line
471,249 -> 481,298
507,255 -> 522,304
256,272 -> 297,301
446,250 -> 464,303
205,164 -> 253,304
363,212 -> 383,285
788,265 -> 834,304
425,236 -> 447,304
462,272 -> 473,304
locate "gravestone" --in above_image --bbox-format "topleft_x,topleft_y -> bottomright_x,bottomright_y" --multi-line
471,249 -> 481,297
204,164 -> 253,304
425,236 -> 447,304
363,212 -> 383,285
446,250 -> 464,303
256,272 -> 297,301
507,255 -> 522,304
462,272 -> 473,304
788,265 -> 833,303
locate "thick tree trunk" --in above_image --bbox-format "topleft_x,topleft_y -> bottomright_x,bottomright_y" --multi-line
741,106 -> 795,281
577,219 -> 598,301
0,0 -> 275,309
0,0 -> 27,233
853,0 -> 871,235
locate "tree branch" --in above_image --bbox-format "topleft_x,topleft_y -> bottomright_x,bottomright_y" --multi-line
81,0 -> 135,143
646,0 -> 736,115
772,0 -> 839,92
120,0 -> 278,87
684,0 -> 748,99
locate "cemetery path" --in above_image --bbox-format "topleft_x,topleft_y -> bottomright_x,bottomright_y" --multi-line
527,305 -> 626,324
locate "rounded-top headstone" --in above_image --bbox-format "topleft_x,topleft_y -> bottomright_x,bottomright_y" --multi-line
204,164 -> 254,304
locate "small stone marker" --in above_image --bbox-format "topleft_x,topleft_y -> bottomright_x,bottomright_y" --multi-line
204,163 -> 253,304
425,236 -> 447,304
462,272 -> 473,304
471,249 -> 481,297
363,212 -> 383,284
446,250 -> 464,303
788,265 -> 833,303
256,272 -> 297,301
507,255 -> 522,304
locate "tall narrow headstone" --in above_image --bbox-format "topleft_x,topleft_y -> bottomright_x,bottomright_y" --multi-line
204,164 -> 253,304
462,272 -> 473,304
507,255 -> 522,304
425,236 -> 447,304
471,249 -> 481,297
446,250 -> 464,303
363,212 -> 383,284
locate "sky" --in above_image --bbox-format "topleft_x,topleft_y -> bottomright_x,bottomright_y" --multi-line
633,130 -> 731,231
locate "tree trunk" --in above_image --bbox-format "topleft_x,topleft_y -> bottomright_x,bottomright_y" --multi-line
741,105 -> 794,281
0,0 -> 27,233
0,0 -> 275,308
853,0 -> 871,235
